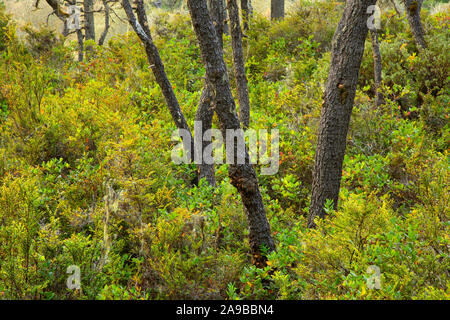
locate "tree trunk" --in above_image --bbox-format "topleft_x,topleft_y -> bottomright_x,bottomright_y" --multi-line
195,0 -> 226,187
271,0 -> 284,20
240,0 -> 252,32
227,0 -> 250,130
402,0 -> 427,49
122,0 -> 194,162
187,0 -> 275,266
308,0 -> 377,228
83,0 -> 96,54
370,29 -> 385,107
98,0 -> 110,46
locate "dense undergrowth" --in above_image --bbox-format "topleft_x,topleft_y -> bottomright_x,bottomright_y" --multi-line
0,1 -> 448,300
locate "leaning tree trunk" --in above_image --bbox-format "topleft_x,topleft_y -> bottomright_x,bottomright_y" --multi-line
122,0 -> 194,162
187,0 -> 275,266
403,0 -> 427,49
195,0 -> 226,186
83,0 -> 96,54
227,0 -> 250,130
370,29 -> 385,107
308,0 -> 377,228
271,0 -> 284,20
98,0 -> 110,46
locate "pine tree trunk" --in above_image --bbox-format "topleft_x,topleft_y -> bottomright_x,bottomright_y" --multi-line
271,0 -> 284,20
187,0 -> 275,266
403,0 -> 427,49
98,0 -> 110,46
308,0 -> 377,228
83,0 -> 96,53
227,0 -> 250,130
240,0 -> 252,32
196,0 -> 226,187
122,0 -> 194,162
370,29 -> 385,106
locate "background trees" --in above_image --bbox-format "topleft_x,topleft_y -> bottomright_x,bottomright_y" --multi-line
0,0 -> 448,300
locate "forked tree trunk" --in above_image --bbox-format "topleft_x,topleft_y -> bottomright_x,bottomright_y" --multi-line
370,29 -> 385,107
122,0 -> 194,162
187,0 -> 275,266
308,0 -> 377,228
227,0 -> 250,130
402,0 -> 427,49
271,0 -> 284,20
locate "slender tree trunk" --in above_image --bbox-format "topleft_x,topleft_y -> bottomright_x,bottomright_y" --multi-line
196,0 -> 226,186
83,0 -> 96,41
402,0 -> 427,49
271,0 -> 284,20
240,0 -> 252,32
83,0 -> 96,54
370,29 -> 384,107
227,0 -> 250,130
98,0 -> 110,46
76,28 -> 84,62
122,0 -> 194,162
308,0 -> 377,228
187,0 -> 275,266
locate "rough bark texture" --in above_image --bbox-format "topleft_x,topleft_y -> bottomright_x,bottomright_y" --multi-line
195,0 -> 226,186
41,0 -> 70,36
227,0 -> 250,130
403,0 -> 427,49
122,0 -> 194,161
187,0 -> 275,266
83,0 -> 96,41
308,0 -> 377,228
271,0 -> 284,20
370,29 -> 385,107
98,0 -> 110,46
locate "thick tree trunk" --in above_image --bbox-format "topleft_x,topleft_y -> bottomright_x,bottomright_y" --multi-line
187,0 -> 275,266
308,0 -> 377,228
98,0 -> 110,46
122,0 -> 194,162
402,0 -> 427,49
370,29 -> 385,107
271,0 -> 284,20
227,0 -> 250,130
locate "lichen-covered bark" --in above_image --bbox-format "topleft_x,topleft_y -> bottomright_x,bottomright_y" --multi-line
122,0 -> 194,162
308,0 -> 377,228
227,0 -> 250,130
187,0 -> 275,266
402,0 -> 427,49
